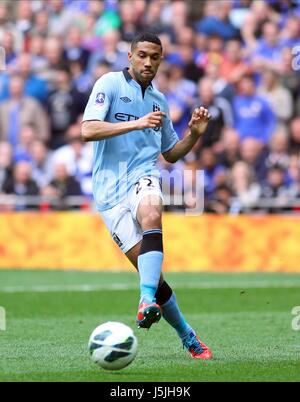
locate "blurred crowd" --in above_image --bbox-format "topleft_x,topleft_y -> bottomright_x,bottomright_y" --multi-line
0,0 -> 300,213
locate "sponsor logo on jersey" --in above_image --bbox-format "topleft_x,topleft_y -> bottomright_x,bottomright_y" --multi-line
120,96 -> 132,103
115,112 -> 139,121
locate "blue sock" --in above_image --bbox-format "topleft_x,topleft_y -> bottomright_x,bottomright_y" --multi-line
138,229 -> 163,303
161,293 -> 194,340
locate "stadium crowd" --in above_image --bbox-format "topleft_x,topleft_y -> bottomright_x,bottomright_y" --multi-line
0,0 -> 300,213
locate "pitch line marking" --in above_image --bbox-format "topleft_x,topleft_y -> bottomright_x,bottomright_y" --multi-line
1,280 -> 300,293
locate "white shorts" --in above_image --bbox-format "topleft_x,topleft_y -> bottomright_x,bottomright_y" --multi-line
100,176 -> 163,253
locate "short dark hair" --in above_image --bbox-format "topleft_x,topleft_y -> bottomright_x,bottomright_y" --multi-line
241,73 -> 255,82
131,32 -> 162,52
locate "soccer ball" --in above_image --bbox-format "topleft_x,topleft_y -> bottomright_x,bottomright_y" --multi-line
88,322 -> 138,370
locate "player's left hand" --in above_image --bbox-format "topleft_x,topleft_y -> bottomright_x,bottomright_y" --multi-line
188,107 -> 211,136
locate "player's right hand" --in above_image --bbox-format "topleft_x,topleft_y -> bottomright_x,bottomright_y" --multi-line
137,111 -> 166,130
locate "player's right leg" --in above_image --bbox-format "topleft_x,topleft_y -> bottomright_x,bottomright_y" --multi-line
99,198 -> 162,329
134,193 -> 164,328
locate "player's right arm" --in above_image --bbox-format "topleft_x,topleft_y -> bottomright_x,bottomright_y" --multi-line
81,73 -> 165,142
81,112 -> 165,142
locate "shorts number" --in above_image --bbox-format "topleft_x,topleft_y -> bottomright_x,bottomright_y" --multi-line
136,178 -> 153,195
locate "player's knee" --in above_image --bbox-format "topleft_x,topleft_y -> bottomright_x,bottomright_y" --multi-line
140,210 -> 162,230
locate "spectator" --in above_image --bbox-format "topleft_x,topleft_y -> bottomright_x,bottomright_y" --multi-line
63,25 -> 90,71
88,0 -> 105,19
168,1 -> 190,36
40,37 -> 68,87
47,66 -> 85,149
178,43 -> 204,84
258,69 -> 293,132
52,123 -> 93,197
69,59 -> 93,97
0,75 -> 49,146
2,160 -> 40,210
175,25 -> 195,49
289,117 -> 300,155
217,128 -> 241,169
47,0 -> 75,37
171,25 -> 204,83
241,1 -> 280,53
287,154 -> 300,191
219,38 -> 252,85
0,4 -> 20,49
158,32 -> 174,63
14,124 -> 37,160
81,13 -> 102,52
193,77 -> 233,148
198,34 -> 225,71
205,184 -> 233,214
43,162 -> 82,209
196,0 -> 239,40
119,0 -> 141,43
15,0 -> 34,50
28,34 -> 48,75
0,141 -> 13,193
199,147 -> 226,199
87,29 -> 128,74
251,21 -> 282,73
260,164 -> 298,211
230,160 -> 261,209
155,69 -> 191,141
167,54 -> 197,106
203,61 -> 233,101
278,47 -> 300,116
143,0 -> 167,35
280,14 -> 300,49
5,53 -> 49,105
233,74 -> 276,145
240,138 -> 268,183
265,130 -> 290,170
91,60 -> 112,82
94,5 -> 121,37
31,9 -> 49,38
29,140 -> 53,189
0,30 -> 18,66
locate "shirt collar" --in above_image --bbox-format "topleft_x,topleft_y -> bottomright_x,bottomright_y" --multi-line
122,67 -> 153,88
122,67 -> 132,82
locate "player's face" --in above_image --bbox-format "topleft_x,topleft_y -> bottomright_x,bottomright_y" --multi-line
128,41 -> 163,86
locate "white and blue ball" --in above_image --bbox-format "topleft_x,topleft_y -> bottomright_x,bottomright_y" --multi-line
88,322 -> 138,370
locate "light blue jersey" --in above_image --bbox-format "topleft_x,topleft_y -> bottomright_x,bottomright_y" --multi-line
82,69 -> 179,211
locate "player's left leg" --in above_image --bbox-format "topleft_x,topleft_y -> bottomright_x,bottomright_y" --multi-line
155,281 -> 212,359
126,243 -> 213,359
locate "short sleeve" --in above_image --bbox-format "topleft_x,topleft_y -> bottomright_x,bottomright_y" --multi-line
82,73 -> 116,122
161,102 -> 179,153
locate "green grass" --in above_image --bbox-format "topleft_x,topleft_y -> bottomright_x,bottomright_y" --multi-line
0,270 -> 300,382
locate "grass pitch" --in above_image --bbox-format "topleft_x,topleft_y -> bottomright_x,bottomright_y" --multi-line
0,270 -> 300,382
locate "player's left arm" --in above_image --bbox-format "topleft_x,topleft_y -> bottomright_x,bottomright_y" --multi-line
162,107 -> 211,163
